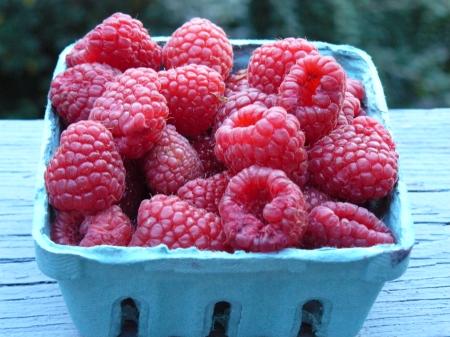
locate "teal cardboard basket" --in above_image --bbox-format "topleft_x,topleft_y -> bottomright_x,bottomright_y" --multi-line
33,39 -> 414,337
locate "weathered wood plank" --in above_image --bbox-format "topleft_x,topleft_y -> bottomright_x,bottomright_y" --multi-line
0,110 -> 449,337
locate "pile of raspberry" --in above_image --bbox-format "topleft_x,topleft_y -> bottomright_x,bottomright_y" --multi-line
46,12 -> 397,253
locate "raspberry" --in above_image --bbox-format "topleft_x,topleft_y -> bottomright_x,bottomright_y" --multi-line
225,69 -> 249,96
303,186 -> 333,212
308,116 -> 398,203
143,125 -> 204,194
119,160 -> 148,221
336,92 -> 361,127
177,171 -> 230,214
247,38 -> 318,94
158,64 -> 225,137
215,104 -> 308,186
50,63 -> 120,125
89,67 -> 168,159
162,18 -> 233,79
346,78 -> 365,103
66,12 -> 162,71
51,211 -> 84,245
219,166 -> 307,252
213,88 -> 278,132
303,202 -> 395,248
45,121 -> 125,214
130,195 -> 227,251
190,134 -> 225,176
278,54 -> 347,144
79,205 -> 133,247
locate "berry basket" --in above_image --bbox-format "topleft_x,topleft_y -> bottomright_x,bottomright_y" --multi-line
33,38 -> 414,337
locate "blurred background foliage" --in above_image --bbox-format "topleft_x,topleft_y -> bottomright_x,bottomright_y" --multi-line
0,0 -> 449,119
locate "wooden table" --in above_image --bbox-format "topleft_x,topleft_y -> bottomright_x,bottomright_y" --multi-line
1,109 -> 449,337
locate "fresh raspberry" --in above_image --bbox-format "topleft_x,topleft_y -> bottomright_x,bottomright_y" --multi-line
303,186 -> 333,212
303,202 -> 395,248
177,171 -> 230,214
346,78 -> 365,103
215,104 -> 308,186
79,205 -> 133,247
308,116 -> 398,203
162,18 -> 233,79
158,64 -> 225,137
45,121 -> 125,214
66,12 -> 162,71
212,88 -> 278,132
89,67 -> 168,159
51,211 -> 84,245
130,195 -> 227,251
143,125 -> 204,194
66,37 -> 88,67
278,54 -> 347,144
336,92 -> 361,127
219,166 -> 307,252
225,69 -> 249,96
50,63 -> 120,125
119,160 -> 148,221
247,38 -> 318,94
190,134 -> 225,176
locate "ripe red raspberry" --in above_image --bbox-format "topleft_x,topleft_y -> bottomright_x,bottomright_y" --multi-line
79,205 -> 133,247
336,92 -> 361,127
90,67 -> 168,159
225,69 -> 249,96
247,38 -> 318,94
219,166 -> 307,252
215,104 -> 308,186
190,134 -> 225,176
213,88 -> 278,132
308,116 -> 398,203
143,125 -> 204,194
303,202 -> 395,248
119,160 -> 148,221
303,186 -> 333,212
130,195 -> 228,251
346,78 -> 365,103
66,12 -> 162,71
45,121 -> 125,214
162,18 -> 233,79
51,211 -> 84,245
177,171 -> 230,214
50,63 -> 120,125
278,54 -> 346,144
158,64 -> 225,137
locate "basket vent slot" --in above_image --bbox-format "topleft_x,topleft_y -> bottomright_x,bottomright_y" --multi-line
118,298 -> 139,337
298,300 -> 323,337
207,301 -> 231,337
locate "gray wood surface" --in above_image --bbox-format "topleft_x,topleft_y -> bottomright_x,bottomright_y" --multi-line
1,109 -> 449,337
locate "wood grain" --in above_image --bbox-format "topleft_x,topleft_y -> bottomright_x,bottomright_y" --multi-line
1,110 -> 449,337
